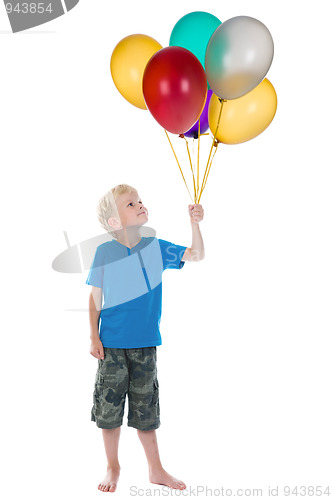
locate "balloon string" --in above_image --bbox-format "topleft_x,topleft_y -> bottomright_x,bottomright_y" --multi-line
197,119 -> 201,204
198,141 -> 219,203
192,138 -> 196,202
198,98 -> 225,202
184,137 -> 197,203
164,130 -> 194,203
192,138 -> 195,188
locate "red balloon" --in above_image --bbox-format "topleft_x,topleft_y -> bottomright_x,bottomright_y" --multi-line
143,46 -> 207,134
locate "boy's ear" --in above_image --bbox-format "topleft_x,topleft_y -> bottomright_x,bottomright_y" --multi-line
107,217 -> 122,230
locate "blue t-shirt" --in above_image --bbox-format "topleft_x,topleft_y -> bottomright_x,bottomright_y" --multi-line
86,237 -> 187,348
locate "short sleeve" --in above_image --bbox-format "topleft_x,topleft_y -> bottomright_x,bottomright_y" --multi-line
86,245 -> 104,288
158,239 -> 187,271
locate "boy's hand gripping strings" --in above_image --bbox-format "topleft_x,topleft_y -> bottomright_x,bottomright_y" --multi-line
188,204 -> 204,224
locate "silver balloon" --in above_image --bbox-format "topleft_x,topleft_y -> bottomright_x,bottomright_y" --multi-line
205,16 -> 274,100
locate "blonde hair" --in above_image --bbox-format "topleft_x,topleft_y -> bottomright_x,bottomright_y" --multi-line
97,184 -> 138,239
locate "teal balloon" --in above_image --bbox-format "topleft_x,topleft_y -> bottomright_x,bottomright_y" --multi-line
170,11 -> 222,71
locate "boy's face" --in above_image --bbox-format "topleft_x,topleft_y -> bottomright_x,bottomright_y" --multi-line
109,191 -> 148,230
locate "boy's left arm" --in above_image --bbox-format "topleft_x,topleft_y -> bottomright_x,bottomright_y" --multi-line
182,204 -> 205,262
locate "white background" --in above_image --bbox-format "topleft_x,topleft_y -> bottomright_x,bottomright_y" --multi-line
1,0 -> 331,498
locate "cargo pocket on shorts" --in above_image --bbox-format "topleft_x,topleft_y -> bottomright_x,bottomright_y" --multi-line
153,379 -> 160,423
95,372 -> 104,401
91,372 -> 104,421
151,378 -> 159,405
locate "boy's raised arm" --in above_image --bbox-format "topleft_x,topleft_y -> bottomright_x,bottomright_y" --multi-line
182,204 -> 205,262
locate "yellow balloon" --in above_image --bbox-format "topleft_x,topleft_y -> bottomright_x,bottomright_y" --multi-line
111,34 -> 163,110
208,78 -> 277,144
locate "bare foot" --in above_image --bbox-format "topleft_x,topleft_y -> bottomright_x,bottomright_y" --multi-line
98,466 -> 120,492
149,467 -> 186,490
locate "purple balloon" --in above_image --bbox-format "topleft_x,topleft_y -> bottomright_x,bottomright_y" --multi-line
184,89 -> 213,138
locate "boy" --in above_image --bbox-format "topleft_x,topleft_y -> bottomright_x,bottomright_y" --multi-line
87,184 -> 204,492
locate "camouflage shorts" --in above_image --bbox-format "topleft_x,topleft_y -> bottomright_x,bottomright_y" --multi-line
91,346 -> 160,431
